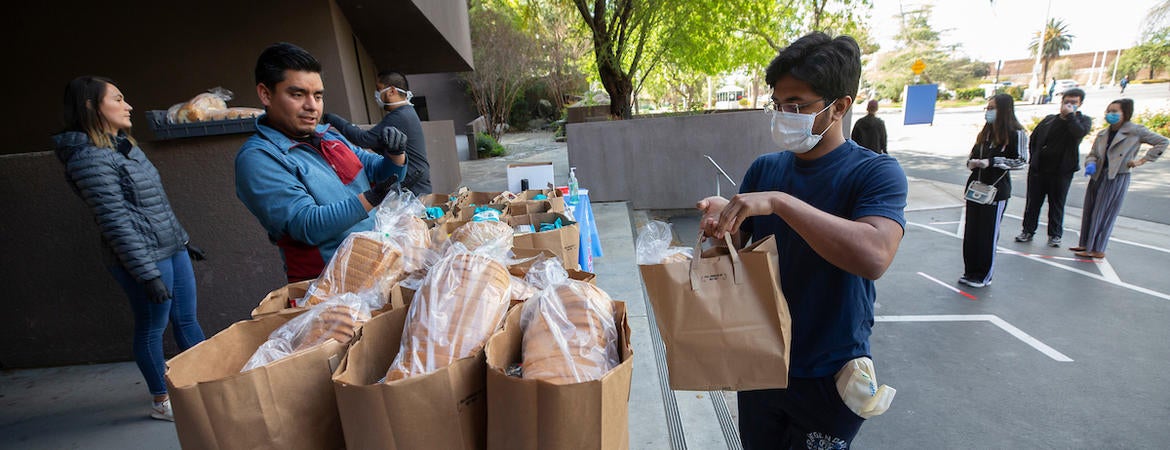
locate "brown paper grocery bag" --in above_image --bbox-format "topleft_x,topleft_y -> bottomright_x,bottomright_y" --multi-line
484,301 -> 633,450
250,280 -> 314,318
165,310 -> 348,450
639,234 -> 790,391
508,213 -> 580,270
332,306 -> 487,450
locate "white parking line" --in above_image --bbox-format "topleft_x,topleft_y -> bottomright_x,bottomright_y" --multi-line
908,221 -> 1170,301
876,314 -> 1074,362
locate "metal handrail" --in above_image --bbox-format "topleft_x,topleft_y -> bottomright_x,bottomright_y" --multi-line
703,154 -> 737,197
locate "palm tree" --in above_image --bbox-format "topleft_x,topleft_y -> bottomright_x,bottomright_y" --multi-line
1028,18 -> 1074,82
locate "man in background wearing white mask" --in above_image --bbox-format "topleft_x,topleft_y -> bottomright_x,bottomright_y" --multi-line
324,71 -> 432,195
698,32 -> 907,449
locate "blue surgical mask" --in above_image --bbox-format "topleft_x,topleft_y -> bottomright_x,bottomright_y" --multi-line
1105,112 -> 1121,125
984,110 -> 996,123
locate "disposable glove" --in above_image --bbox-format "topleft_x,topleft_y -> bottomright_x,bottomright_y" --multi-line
363,174 -> 400,207
186,244 -> 206,261
145,278 -> 171,304
1083,162 -> 1096,176
380,126 -> 408,156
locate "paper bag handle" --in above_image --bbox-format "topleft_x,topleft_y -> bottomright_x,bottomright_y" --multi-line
689,232 -> 744,290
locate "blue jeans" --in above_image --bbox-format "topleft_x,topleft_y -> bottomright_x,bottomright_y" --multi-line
108,249 -> 206,396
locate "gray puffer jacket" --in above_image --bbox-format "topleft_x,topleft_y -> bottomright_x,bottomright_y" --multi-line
53,131 -> 189,283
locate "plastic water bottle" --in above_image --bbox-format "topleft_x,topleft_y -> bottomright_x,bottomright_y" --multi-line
567,167 -> 580,206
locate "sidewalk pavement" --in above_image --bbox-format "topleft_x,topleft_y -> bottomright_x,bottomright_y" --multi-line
4,131 -> 1166,449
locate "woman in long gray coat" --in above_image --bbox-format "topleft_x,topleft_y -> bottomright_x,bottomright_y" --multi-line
53,76 -> 206,421
1072,99 -> 1169,258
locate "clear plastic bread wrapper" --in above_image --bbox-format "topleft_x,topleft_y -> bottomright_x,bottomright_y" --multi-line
241,291 -> 377,372
384,236 -> 513,381
373,191 -> 439,287
518,259 -> 619,384
298,231 -> 405,308
635,220 -> 693,265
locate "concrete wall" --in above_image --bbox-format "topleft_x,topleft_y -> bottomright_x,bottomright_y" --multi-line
567,110 -> 852,210
421,120 -> 462,194
410,73 -> 480,135
567,111 -> 773,210
0,135 -> 288,368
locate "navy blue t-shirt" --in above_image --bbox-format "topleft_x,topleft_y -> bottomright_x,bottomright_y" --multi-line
740,140 -> 907,378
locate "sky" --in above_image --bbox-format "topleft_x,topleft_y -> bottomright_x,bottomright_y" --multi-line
867,0 -> 1162,62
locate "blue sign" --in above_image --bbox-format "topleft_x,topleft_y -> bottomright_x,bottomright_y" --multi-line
904,84 -> 938,125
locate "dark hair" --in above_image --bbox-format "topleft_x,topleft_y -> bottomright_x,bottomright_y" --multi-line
1063,88 -> 1086,102
61,75 -> 134,149
866,99 -> 879,113
765,32 -> 861,100
376,71 -> 409,91
254,42 -> 323,90
1111,98 -> 1134,122
978,93 -> 1022,147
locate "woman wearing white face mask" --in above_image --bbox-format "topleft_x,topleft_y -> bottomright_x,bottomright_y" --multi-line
960,94 -> 1028,288
1072,99 -> 1168,258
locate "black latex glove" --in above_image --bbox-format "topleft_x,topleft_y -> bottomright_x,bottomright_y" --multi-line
144,278 -> 171,304
380,126 -> 408,156
363,174 -> 400,207
321,112 -> 343,128
186,243 -> 206,261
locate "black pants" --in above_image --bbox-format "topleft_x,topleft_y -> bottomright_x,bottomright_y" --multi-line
739,376 -> 865,449
963,199 -> 1007,284
1021,171 -> 1073,238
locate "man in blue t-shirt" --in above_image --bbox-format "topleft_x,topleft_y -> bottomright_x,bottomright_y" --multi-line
698,32 -> 907,449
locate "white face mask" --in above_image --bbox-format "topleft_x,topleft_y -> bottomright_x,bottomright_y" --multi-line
374,86 -> 413,108
770,100 -> 836,153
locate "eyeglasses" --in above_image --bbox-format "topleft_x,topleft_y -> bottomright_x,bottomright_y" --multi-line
764,97 -> 830,114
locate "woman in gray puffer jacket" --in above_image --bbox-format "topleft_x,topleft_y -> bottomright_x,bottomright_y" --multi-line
53,76 -> 205,422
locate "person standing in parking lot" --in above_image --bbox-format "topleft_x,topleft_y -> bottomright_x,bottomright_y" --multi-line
961,94 -> 1028,288
1120,75 -> 1129,94
1072,99 -> 1168,258
851,99 -> 887,154
1016,88 -> 1091,247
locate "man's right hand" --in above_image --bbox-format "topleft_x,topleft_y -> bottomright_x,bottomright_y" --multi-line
1060,102 -> 1076,117
697,196 -> 729,237
380,127 -> 408,156
362,174 -> 399,209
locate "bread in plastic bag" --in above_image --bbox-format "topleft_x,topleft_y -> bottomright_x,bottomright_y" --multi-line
300,232 -> 404,307
519,259 -> 619,384
168,87 -> 233,124
635,220 -> 693,265
241,292 -> 376,372
374,191 -> 437,276
449,219 -> 514,251
384,238 -> 513,381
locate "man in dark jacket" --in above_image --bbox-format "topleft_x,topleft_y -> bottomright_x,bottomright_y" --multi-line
1016,88 -> 1091,247
324,71 -> 432,195
851,99 -> 887,154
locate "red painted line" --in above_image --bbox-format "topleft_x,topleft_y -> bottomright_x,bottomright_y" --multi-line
917,272 -> 978,301
1000,249 -> 1100,263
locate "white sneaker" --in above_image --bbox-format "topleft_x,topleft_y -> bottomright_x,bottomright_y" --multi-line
151,399 -> 174,422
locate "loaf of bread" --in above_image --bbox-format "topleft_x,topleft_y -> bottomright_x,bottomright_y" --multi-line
205,107 -> 264,121
660,251 -> 691,264
385,252 -> 512,381
449,220 -> 513,251
293,303 -> 371,351
521,281 -> 618,384
303,233 -> 404,307
173,92 -> 228,123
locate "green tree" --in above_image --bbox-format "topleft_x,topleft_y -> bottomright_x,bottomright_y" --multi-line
461,4 -> 538,141
870,5 -> 987,101
513,0 -> 590,116
1119,28 -> 1170,80
1028,18 -> 1074,83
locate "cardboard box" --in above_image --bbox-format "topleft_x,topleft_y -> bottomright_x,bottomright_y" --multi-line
507,200 -> 556,216
455,203 -> 507,221
484,301 -> 633,450
251,280 -> 314,318
517,189 -> 566,213
506,162 -> 556,193
332,307 -> 487,449
165,310 -> 348,450
507,213 -> 580,271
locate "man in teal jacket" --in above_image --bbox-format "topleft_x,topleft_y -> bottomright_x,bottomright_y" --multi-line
236,42 -> 408,282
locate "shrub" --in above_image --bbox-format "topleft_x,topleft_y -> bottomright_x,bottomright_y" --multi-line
1003,85 -> 1025,101
955,87 -> 985,101
476,132 -> 507,158
1134,110 -> 1170,137
1132,78 -> 1169,84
